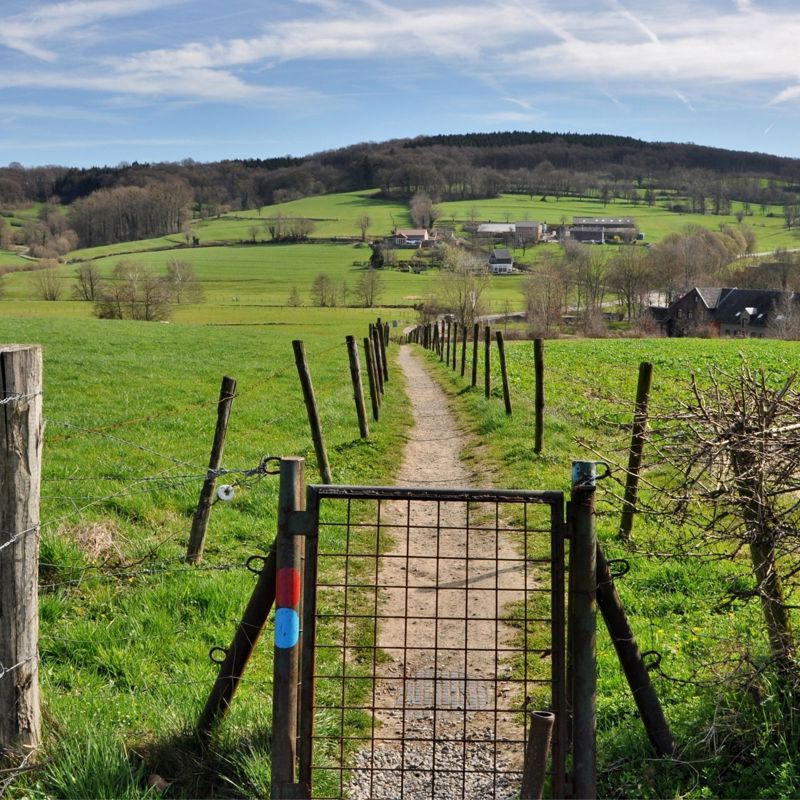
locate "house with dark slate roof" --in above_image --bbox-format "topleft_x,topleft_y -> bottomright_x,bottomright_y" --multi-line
655,287 -> 798,338
489,248 -> 514,274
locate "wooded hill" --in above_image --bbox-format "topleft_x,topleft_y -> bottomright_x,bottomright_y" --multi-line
4,130 -> 800,216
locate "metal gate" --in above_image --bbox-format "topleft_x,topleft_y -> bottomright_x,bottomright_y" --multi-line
296,485 -> 568,799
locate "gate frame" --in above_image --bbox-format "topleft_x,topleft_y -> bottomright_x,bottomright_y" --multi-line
295,484 -> 569,799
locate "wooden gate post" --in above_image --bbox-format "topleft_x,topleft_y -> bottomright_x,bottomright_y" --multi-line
187,375 -> 236,564
272,458 -> 306,798
0,345 -> 42,756
570,461 -> 597,799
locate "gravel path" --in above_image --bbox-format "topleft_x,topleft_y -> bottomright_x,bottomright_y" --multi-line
345,345 -> 535,800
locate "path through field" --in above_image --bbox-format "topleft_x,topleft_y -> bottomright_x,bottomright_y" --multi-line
346,345 -> 535,800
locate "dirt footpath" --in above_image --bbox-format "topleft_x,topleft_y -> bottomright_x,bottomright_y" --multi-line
346,345 -> 533,800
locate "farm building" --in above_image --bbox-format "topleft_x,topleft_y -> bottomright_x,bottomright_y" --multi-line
489,248 -> 514,274
514,220 -> 543,245
391,228 -> 429,248
477,223 -> 515,235
569,217 -> 638,244
654,287 -> 798,338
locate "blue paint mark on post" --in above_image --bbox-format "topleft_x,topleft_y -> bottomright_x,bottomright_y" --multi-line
275,607 -> 300,649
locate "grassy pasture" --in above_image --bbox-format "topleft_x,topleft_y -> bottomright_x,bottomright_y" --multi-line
2,312 -> 410,798
424,335 -> 800,799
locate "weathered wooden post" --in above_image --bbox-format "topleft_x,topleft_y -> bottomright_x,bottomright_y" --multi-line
371,327 -> 385,394
471,322 -> 479,387
496,330 -> 512,415
378,325 -> 389,382
619,361 -> 653,542
292,340 -> 332,484
271,458 -> 305,798
197,546 -> 277,736
484,324 -> 491,399
570,461 -> 597,799
534,339 -> 545,454
345,336 -> 369,439
363,337 -> 380,421
0,345 -> 42,756
445,320 -> 451,365
186,375 -> 236,564
452,324 -> 458,371
596,545 -> 676,756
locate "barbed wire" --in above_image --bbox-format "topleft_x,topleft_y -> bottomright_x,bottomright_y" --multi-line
0,656 -> 35,681
0,391 -> 42,406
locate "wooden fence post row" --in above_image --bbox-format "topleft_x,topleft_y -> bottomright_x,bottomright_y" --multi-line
0,345 -> 42,757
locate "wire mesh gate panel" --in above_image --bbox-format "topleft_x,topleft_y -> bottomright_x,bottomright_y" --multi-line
298,486 -> 566,799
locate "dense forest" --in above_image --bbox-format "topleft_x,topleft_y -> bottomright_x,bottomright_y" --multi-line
3,129 -> 800,248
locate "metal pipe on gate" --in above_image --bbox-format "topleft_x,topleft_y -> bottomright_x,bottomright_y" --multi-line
570,461 -> 597,800
521,711 -> 555,800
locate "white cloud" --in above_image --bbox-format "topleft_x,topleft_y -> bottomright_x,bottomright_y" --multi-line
0,0 -> 183,60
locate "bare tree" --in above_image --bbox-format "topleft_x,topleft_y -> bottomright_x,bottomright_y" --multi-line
358,214 -> 371,242
639,362 -> 800,691
33,261 -> 62,301
438,246 -> 489,328
607,246 -> 652,321
72,263 -> 104,301
310,272 -> 337,307
410,191 -> 439,229
165,259 -> 204,304
355,268 -> 383,308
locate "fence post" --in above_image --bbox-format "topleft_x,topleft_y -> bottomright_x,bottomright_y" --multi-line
346,336 -> 369,439
445,320 -> 451,365
186,375 -> 236,564
484,324 -> 491,399
570,461 -> 597,799
292,340 -> 332,485
363,337 -> 380,422
378,324 -> 389,382
452,324 -> 458,371
496,331 -> 512,415
471,322 -> 479,387
0,345 -> 42,756
371,328 -> 385,395
460,325 -> 467,377
619,361 -> 653,542
271,458 -> 305,798
534,339 -> 545,454
596,544 -> 676,756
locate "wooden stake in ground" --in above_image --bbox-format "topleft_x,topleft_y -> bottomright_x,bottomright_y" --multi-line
186,375 -> 236,564
363,337 -> 380,421
460,325 -> 467,377
484,324 -> 491,399
346,336 -> 369,438
0,345 -> 42,756
533,339 -> 545,454
496,330 -> 512,415
619,362 -> 653,542
292,340 -> 332,484
471,322 -> 479,387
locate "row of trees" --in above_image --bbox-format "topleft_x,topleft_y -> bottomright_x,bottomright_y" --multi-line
68,180 -> 193,247
31,260 -> 204,319
307,268 -> 384,308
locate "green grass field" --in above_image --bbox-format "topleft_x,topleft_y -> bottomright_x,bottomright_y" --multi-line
422,335 -> 800,799
2,311 -> 410,799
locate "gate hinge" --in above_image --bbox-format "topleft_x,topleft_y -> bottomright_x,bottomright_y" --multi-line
288,510 -> 315,536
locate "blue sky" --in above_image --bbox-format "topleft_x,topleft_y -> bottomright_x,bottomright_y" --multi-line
3,0 -> 800,168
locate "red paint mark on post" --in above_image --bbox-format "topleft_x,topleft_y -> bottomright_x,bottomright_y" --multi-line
277,567 -> 301,608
